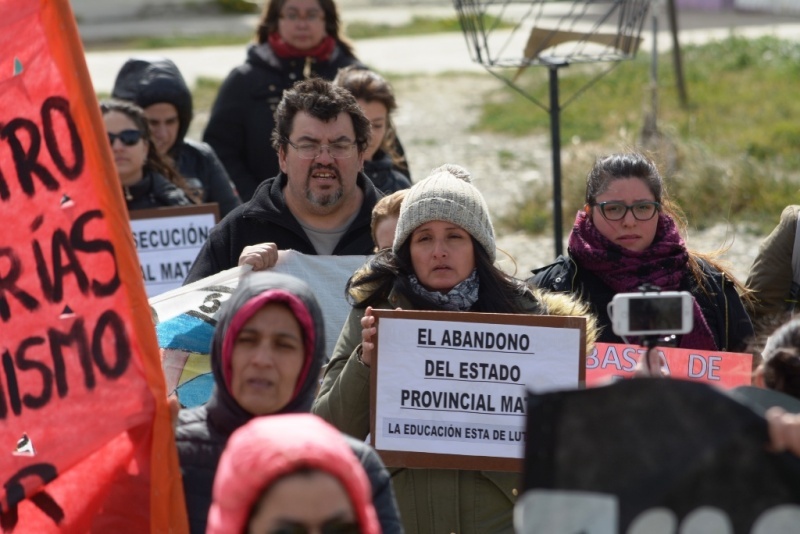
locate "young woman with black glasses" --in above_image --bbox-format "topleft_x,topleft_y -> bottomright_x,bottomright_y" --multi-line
530,152 -> 754,352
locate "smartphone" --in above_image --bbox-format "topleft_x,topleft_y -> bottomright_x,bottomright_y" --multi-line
608,291 -> 694,337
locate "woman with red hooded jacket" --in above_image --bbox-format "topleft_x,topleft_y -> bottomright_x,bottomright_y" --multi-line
207,413 -> 380,534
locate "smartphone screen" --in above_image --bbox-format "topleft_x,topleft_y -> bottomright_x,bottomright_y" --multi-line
628,296 -> 683,332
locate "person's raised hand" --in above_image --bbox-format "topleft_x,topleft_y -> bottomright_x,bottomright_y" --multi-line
767,407 -> 800,457
359,306 -> 377,367
238,242 -> 279,271
634,346 -> 670,378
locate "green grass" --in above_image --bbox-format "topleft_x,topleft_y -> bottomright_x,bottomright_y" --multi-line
347,16 -> 464,40
347,15 -> 510,40
486,35 -> 800,235
193,76 -> 225,111
216,0 -> 259,13
83,34 -> 253,51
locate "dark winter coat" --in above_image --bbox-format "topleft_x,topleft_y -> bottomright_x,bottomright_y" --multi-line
112,56 -> 242,217
124,169 -> 191,211
364,150 -> 412,195
202,42 -> 363,201
183,171 -> 381,284
174,272 -> 402,534
530,254 -> 754,352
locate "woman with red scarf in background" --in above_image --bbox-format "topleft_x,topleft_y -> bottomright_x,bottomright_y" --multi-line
203,0 -> 362,202
530,152 -> 754,353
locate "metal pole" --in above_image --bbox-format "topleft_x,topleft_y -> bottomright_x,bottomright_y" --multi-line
651,6 -> 658,105
642,2 -> 659,139
548,63 -> 564,258
666,0 -> 688,107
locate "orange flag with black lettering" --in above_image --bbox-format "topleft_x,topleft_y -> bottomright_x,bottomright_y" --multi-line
0,1 -> 188,532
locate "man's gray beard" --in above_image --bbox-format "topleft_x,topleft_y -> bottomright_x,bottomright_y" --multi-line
306,186 -> 343,209
304,165 -> 344,210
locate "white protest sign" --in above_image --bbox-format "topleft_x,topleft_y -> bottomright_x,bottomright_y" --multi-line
129,204 -> 218,297
151,252 -> 367,407
372,310 -> 586,471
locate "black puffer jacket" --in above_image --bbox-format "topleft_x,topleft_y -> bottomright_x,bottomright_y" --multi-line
530,254 -> 754,352
364,150 -> 412,195
183,171 -> 380,284
124,169 -> 191,210
202,42 -> 363,201
175,272 -> 402,534
112,57 -> 242,217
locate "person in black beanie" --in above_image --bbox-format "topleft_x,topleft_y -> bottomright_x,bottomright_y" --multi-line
112,56 -> 241,217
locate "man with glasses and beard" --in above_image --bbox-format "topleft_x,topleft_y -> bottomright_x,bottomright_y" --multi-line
184,78 -> 381,284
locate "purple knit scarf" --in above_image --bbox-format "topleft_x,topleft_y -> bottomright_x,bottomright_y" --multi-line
569,210 -> 717,350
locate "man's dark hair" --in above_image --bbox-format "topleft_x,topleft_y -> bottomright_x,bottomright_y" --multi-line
271,78 -> 371,155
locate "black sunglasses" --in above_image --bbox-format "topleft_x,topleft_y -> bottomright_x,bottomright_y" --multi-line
107,129 -> 143,146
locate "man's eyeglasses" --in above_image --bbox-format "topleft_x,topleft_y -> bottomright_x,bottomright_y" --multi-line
107,129 -> 143,147
284,139 -> 357,160
280,10 -> 324,22
594,201 -> 661,221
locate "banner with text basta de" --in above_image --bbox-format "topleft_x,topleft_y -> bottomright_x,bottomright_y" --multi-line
0,1 -> 187,532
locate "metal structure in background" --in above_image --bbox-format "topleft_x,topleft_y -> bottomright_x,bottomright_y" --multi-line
453,0 -> 652,258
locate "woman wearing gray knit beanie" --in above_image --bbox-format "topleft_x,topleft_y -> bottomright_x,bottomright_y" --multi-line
313,164 -> 597,534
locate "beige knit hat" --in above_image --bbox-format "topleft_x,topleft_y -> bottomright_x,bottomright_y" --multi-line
393,164 -> 496,262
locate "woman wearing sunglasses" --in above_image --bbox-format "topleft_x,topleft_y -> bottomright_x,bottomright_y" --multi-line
530,152 -> 754,352
101,99 -> 192,210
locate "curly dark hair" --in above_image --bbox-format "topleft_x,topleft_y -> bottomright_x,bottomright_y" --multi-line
271,77 -> 371,156
760,318 -> 800,400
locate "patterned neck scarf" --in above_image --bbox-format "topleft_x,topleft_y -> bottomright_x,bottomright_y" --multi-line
569,210 -> 717,350
408,269 -> 480,311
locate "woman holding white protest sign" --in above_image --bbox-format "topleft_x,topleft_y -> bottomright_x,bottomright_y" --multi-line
531,152 -> 754,352
313,164 -> 596,534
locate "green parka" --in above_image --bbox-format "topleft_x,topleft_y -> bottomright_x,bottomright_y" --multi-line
746,205 -> 800,326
